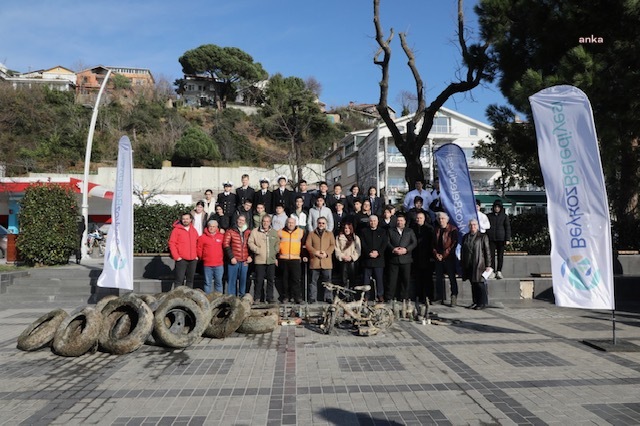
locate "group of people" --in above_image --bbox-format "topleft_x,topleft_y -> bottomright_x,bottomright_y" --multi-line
168,175 -> 512,309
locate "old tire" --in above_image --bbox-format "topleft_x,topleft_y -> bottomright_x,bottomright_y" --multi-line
237,311 -> 279,334
99,296 -> 153,355
95,295 -> 119,314
52,307 -> 102,357
170,287 -> 211,325
153,296 -> 206,348
17,309 -> 68,351
206,291 -> 224,302
203,296 -> 248,339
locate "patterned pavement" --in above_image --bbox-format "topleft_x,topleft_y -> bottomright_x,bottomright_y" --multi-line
1,295 -> 640,425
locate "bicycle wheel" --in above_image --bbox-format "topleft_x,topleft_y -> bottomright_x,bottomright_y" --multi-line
322,307 -> 337,335
370,305 -> 394,329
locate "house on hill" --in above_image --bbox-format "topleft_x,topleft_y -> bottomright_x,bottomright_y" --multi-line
0,64 -> 76,91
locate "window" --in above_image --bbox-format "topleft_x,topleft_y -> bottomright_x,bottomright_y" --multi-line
347,159 -> 356,177
469,127 -> 478,136
345,141 -> 355,156
433,116 -> 450,133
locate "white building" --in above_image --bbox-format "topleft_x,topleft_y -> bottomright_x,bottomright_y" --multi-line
325,107 -> 500,203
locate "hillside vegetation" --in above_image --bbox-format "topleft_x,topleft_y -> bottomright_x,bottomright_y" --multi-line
0,85 -> 364,175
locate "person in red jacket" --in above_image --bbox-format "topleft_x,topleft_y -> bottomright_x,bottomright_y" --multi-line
169,212 -> 199,289
223,215 -> 252,296
196,219 -> 225,294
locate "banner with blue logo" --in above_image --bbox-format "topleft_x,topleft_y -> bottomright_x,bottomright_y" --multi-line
530,85 -> 614,310
97,136 -> 134,290
434,143 -> 478,239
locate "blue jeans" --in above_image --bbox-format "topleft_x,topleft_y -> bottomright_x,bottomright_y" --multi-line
203,265 -> 224,294
227,262 -> 249,296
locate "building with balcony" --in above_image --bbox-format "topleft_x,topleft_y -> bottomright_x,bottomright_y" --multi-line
324,107 -> 501,204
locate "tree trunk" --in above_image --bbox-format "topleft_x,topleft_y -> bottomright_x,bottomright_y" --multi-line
294,140 -> 304,185
404,154 -> 425,186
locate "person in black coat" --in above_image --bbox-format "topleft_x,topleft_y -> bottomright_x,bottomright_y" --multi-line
379,205 -> 397,231
359,215 -> 389,302
332,200 -> 348,235
366,186 -> 383,216
410,211 -> 435,302
326,183 -> 347,212
217,182 -> 237,217
253,177 -> 273,214
295,179 -> 314,211
407,196 -> 430,227
209,205 -> 230,230
345,184 -> 363,214
236,174 -> 255,207
486,199 -> 511,279
272,175 -> 294,214
232,199 -> 254,229
461,219 -> 491,309
387,213 -> 418,301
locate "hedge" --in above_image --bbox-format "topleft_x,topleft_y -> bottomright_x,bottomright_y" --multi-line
134,203 -> 190,254
17,184 -> 80,265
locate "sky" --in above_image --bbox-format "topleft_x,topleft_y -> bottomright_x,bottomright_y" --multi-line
0,0 -> 508,123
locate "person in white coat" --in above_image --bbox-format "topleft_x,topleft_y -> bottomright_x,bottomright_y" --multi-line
476,199 -> 491,234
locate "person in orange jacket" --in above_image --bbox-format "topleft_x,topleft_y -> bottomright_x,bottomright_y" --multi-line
168,212 -> 199,289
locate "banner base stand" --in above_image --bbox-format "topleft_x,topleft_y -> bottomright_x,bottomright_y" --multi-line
583,339 -> 640,352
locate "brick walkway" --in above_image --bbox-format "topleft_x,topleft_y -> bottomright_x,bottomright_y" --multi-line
1,285 -> 640,424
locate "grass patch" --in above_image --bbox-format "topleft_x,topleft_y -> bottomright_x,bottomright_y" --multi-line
0,264 -> 28,273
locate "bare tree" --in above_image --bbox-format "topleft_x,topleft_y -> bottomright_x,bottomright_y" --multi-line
305,77 -> 323,98
373,0 -> 492,185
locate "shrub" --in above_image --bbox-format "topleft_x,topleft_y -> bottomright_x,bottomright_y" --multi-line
134,203 -> 190,253
17,184 -> 80,265
509,212 -> 551,255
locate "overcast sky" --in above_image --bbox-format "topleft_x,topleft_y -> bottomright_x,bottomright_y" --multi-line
0,0 -> 507,122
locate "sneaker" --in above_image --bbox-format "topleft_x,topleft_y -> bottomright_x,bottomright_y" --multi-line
496,271 -> 503,279
489,272 -> 496,279
450,295 -> 457,306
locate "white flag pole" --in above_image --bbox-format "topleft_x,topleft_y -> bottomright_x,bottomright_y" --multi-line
81,69 -> 112,259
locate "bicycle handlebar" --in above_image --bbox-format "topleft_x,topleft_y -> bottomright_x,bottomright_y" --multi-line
322,282 -> 356,294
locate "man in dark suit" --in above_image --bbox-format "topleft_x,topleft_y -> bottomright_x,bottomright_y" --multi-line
312,181 -> 330,205
253,177 -> 273,214
327,183 -> 347,212
366,186 -> 383,216
272,175 -> 293,214
296,179 -> 314,211
359,215 -> 389,302
387,212 -> 418,301
217,182 -> 237,217
332,200 -> 348,235
236,174 -> 255,207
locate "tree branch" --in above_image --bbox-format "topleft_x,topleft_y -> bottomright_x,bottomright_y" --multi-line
373,0 -> 406,149
399,32 -> 425,125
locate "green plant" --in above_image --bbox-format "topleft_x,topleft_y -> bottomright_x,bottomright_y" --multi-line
134,203 -> 190,253
17,184 -> 80,265
509,212 -> 551,255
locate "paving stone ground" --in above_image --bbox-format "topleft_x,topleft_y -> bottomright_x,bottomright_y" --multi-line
1,262 -> 640,425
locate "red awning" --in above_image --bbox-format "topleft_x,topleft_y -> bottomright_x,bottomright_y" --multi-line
0,177 -> 113,199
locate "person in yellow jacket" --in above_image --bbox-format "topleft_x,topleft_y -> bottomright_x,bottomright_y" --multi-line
278,217 -> 305,304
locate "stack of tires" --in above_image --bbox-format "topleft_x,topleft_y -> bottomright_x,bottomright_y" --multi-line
16,287 -> 280,357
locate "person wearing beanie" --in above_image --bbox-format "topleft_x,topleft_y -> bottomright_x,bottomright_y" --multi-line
486,199 -> 511,279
